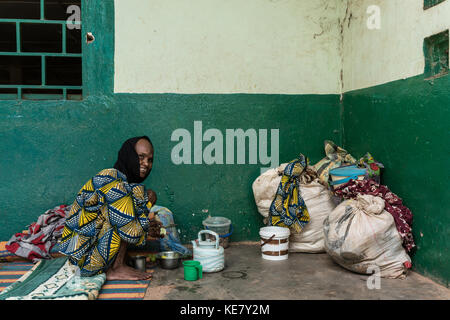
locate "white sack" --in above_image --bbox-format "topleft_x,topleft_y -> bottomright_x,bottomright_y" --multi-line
252,164 -> 335,253
289,180 -> 336,253
252,163 -> 287,218
323,194 -> 411,279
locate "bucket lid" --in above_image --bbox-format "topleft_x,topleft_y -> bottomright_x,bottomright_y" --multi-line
202,216 -> 231,228
329,165 -> 366,176
259,226 -> 290,238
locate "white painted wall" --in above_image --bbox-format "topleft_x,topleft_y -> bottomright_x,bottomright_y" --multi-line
114,0 -> 344,94
114,0 -> 450,94
342,0 -> 450,92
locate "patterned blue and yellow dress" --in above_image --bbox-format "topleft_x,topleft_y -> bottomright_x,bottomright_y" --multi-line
57,168 -> 152,276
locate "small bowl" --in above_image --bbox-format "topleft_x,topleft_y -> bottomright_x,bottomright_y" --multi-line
158,251 -> 181,269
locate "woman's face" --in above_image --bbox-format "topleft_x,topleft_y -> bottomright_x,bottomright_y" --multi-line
135,139 -> 154,178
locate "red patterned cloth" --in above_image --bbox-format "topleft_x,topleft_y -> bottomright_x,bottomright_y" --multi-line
334,179 -> 415,253
5,205 -> 70,262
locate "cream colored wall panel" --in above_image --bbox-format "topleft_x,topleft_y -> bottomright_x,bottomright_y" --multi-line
342,0 -> 450,92
114,0 -> 344,94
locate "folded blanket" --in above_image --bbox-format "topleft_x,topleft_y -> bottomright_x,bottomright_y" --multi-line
6,205 -> 70,262
0,257 -> 106,300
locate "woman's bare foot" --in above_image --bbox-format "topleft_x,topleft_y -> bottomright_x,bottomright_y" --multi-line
106,240 -> 153,280
106,265 -> 153,281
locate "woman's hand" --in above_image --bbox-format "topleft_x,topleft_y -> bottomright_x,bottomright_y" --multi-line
147,189 -> 157,205
147,219 -> 164,239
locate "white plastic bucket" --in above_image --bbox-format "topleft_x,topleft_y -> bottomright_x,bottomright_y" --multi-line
259,226 -> 291,261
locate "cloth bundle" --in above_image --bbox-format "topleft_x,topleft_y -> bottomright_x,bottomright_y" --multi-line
358,152 -> 384,184
6,205 -> 70,263
312,140 -> 357,186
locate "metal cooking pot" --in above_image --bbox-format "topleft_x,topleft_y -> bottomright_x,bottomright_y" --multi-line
158,251 -> 181,269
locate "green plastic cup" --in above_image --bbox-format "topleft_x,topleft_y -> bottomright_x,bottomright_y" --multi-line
183,260 -> 203,281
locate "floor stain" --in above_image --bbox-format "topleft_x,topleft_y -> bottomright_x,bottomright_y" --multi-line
222,271 -> 247,279
175,285 -> 198,293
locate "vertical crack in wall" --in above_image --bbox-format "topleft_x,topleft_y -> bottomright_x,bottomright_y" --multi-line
338,0 -> 352,147
338,0 -> 352,100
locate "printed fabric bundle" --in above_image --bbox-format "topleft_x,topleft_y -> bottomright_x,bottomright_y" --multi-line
313,140 -> 357,186
358,152 -> 384,184
268,154 -> 310,233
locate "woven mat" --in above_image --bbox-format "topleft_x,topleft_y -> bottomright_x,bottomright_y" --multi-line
0,257 -> 154,300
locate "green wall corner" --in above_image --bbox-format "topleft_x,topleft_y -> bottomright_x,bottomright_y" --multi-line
343,74 -> 450,287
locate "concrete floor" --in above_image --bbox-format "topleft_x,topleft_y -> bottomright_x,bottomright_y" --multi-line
144,243 -> 450,300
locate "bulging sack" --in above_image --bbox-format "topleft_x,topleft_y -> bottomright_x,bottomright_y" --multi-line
289,180 -> 336,253
252,164 -> 336,253
323,194 -> 411,279
252,163 -> 288,218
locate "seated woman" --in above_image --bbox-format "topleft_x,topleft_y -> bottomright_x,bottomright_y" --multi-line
57,136 -> 157,280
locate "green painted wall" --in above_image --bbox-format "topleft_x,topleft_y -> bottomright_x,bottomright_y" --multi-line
0,1 -> 342,245
0,93 -> 341,244
343,74 -> 450,287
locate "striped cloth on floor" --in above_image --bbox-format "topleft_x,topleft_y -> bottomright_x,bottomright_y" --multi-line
0,257 -> 105,300
98,278 -> 151,300
0,261 -> 35,293
0,261 -> 152,300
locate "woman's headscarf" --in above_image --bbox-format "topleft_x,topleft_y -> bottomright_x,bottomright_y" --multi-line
113,136 -> 153,183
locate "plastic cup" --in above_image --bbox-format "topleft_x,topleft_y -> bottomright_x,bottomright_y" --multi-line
183,260 -> 203,281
